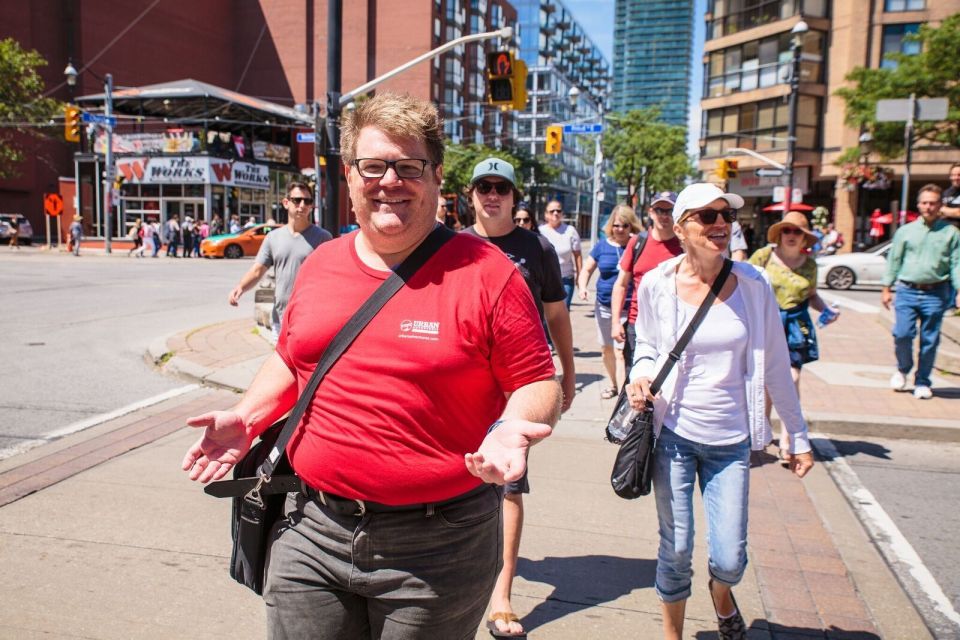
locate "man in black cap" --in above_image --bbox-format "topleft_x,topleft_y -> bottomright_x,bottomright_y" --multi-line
463,157 -> 574,638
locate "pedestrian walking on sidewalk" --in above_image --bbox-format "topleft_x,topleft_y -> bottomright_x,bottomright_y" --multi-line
127,219 -> 143,257
578,204 -> 642,398
611,191 -> 684,372
227,181 -> 331,342
881,183 -> 960,399
748,211 -> 838,457
464,156 -> 574,639
183,93 -> 561,640
627,183 -> 814,640
69,214 -> 83,256
539,200 -> 582,308
165,214 -> 181,257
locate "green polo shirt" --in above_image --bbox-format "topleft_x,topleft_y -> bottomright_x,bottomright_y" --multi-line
882,217 -> 960,289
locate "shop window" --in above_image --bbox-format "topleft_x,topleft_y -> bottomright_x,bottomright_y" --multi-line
881,23 -> 921,68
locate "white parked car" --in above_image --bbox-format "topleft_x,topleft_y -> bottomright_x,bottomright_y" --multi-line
816,241 -> 891,290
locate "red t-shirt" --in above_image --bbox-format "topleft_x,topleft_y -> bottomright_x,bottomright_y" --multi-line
276,231 -> 555,505
619,233 -> 684,323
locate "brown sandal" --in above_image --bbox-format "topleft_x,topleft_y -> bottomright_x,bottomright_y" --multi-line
486,611 -> 527,638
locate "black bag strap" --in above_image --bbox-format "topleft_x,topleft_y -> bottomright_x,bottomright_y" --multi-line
630,231 -> 648,268
258,224 -> 455,479
650,258 -> 733,396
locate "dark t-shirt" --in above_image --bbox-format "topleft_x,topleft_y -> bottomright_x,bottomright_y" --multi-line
463,226 -> 566,320
943,185 -> 960,227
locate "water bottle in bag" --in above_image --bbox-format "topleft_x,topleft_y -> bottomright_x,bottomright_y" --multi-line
605,401 -> 638,444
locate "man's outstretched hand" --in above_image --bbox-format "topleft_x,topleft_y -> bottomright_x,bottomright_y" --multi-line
181,411 -> 251,483
464,419 -> 553,485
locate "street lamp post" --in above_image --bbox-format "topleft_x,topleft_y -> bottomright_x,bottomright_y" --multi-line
784,19 -> 808,214
567,86 -> 604,247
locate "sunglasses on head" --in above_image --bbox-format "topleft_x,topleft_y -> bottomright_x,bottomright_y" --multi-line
685,207 -> 737,225
514,216 -> 532,224
475,180 -> 513,196
287,196 -> 314,206
780,227 -> 805,236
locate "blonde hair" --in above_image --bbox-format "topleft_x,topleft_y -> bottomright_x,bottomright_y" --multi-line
603,204 -> 641,236
341,93 -> 445,166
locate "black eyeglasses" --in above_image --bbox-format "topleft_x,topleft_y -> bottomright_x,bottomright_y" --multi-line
287,197 -> 314,206
685,207 -> 737,225
514,216 -> 532,224
353,158 -> 433,179
475,180 -> 513,196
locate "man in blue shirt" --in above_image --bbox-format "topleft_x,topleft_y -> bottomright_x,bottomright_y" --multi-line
881,183 -> 960,399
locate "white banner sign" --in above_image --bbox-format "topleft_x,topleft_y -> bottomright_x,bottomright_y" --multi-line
116,156 -> 270,190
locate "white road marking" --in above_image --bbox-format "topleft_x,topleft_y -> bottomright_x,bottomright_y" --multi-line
812,436 -> 960,629
0,385 -> 199,461
818,290 -> 882,314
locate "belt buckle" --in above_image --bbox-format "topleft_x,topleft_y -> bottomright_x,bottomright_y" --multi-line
318,491 -> 366,517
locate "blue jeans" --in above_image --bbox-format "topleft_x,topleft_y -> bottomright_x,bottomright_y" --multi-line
893,283 -> 950,387
562,276 -> 575,309
264,486 -> 502,639
653,428 -> 750,603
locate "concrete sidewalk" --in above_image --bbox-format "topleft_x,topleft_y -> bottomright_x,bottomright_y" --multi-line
0,290 -> 947,639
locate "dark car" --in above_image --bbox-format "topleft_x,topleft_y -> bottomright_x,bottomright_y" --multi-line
0,214 -> 33,245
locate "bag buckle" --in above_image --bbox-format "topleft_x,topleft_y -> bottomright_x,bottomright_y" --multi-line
245,470 -> 272,510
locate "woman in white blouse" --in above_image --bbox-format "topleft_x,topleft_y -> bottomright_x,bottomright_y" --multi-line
627,183 -> 814,640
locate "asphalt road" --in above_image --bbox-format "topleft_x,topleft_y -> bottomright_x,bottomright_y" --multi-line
0,249 -> 255,458
817,434 -> 960,639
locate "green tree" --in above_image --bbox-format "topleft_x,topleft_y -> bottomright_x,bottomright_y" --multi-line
601,107 -> 694,204
0,38 -> 62,179
835,14 -> 960,163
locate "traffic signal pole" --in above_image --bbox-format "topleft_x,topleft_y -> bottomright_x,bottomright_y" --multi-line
103,73 -> 114,254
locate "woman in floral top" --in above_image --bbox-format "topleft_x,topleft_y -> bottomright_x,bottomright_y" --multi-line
749,211 -> 838,458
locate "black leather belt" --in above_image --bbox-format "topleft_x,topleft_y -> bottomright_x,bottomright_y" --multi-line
300,481 -> 492,518
898,280 -> 948,291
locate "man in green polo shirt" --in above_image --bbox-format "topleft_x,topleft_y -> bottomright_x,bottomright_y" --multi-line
881,183 -> 960,399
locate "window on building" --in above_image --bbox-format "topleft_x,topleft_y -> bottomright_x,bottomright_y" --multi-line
701,95 -> 821,156
704,30 -> 823,98
884,0 -> 924,11
881,23 -> 921,68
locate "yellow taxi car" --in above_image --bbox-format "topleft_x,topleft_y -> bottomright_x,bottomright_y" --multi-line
201,223 -> 276,259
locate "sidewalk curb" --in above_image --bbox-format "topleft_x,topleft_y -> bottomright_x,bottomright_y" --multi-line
774,412 -> 960,443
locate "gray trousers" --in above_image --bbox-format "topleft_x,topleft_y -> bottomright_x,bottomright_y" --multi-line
264,487 -> 502,640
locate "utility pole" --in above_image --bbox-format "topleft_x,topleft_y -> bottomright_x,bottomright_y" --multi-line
894,93 -> 916,235
312,101 -> 323,226
323,0 -> 342,235
785,20 -> 808,216
103,73 -> 114,253
589,102 -> 604,247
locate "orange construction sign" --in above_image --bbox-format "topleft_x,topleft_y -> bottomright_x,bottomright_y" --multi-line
44,193 -> 64,217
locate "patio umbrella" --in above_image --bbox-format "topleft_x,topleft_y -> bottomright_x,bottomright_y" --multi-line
762,202 -> 815,213
870,210 -> 919,225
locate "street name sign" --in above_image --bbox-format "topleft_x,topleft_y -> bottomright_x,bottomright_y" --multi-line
755,168 -> 784,178
563,123 -> 603,134
876,97 -> 948,122
296,132 -> 316,143
81,112 -> 117,127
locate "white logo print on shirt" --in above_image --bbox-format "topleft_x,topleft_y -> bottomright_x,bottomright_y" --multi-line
398,319 -> 440,341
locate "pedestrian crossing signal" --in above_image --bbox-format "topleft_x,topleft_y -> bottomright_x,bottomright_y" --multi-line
545,125 -> 562,154
64,105 -> 81,143
485,50 -> 527,110
726,159 -> 738,178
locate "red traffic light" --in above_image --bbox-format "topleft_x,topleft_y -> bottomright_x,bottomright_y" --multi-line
486,51 -> 513,78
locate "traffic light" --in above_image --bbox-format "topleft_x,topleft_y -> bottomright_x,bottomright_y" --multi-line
64,105 -> 81,143
726,159 -> 738,178
714,158 -> 729,180
486,50 -> 514,106
511,58 -> 528,111
113,174 -> 125,191
545,125 -> 563,154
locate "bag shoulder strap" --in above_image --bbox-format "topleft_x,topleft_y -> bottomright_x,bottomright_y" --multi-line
260,224 -> 456,478
630,232 -> 648,268
650,258 -> 733,395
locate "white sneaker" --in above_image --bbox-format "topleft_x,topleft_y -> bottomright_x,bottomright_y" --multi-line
913,385 -> 933,400
890,371 -> 907,391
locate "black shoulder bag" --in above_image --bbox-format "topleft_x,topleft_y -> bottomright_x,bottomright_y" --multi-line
203,225 -> 454,594
610,258 -> 733,499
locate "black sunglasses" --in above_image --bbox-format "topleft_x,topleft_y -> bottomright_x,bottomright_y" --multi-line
611,223 -> 629,229
652,207 -> 673,216
475,180 -> 513,196
287,197 -> 314,205
685,207 -> 737,225
514,216 -> 532,223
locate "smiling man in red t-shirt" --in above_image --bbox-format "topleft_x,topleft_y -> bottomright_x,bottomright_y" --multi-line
611,191 -> 684,369
181,94 -> 561,639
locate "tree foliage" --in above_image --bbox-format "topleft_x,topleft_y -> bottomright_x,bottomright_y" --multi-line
601,107 -> 694,204
442,142 -> 558,198
835,14 -> 960,161
0,38 -> 62,179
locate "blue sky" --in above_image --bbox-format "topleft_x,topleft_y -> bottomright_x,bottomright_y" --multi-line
564,0 -> 707,156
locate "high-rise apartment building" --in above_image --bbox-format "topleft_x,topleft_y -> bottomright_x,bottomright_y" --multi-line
612,0 -> 695,126
699,0 -> 960,250
511,0 -> 615,225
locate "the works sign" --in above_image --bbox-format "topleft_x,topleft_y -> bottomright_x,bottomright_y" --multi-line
116,157 -> 270,190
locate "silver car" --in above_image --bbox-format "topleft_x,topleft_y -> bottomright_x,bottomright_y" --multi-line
816,241 -> 891,290
0,214 -> 33,245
